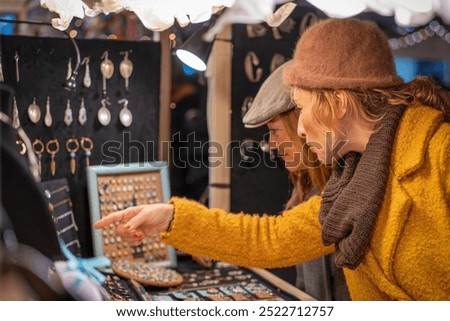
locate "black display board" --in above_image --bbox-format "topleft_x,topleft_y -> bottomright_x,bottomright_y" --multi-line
0,35 -> 161,257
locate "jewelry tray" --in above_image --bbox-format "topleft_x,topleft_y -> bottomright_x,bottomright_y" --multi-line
87,161 -> 176,268
102,261 -> 316,301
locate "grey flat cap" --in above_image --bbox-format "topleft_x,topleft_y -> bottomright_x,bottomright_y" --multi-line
243,61 -> 294,128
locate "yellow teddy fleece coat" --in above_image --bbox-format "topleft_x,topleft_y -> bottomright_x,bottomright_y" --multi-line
162,105 -> 450,300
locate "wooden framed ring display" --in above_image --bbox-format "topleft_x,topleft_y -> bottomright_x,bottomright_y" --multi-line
112,259 -> 184,287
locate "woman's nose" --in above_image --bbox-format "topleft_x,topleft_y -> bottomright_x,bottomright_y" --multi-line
297,117 -> 307,139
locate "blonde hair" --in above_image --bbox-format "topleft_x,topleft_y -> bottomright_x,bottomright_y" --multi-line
277,109 -> 331,210
300,76 -> 450,131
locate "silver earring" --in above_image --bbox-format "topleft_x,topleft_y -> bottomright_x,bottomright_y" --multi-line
118,98 -> 133,127
27,97 -> 41,124
119,51 -> 133,93
44,96 -> 52,127
12,96 -> 20,129
64,99 -> 73,126
78,98 -> 87,126
82,57 -> 91,88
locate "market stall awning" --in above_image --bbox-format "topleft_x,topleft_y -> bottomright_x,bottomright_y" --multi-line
40,0 -> 450,35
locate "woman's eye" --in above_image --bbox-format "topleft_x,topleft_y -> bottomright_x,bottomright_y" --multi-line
269,129 -> 279,136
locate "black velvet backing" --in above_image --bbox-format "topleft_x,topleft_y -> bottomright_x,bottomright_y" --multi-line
1,35 -> 161,257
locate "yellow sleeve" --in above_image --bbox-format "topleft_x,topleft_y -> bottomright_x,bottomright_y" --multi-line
439,123 -> 450,203
161,195 -> 334,268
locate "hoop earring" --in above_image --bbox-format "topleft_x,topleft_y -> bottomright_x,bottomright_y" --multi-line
0,112 -> 40,181
66,138 -> 80,175
46,139 -> 60,177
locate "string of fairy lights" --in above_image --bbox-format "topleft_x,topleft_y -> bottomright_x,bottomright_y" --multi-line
388,20 -> 450,50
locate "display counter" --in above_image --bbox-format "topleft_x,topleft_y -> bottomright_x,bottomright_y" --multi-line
101,256 -> 316,301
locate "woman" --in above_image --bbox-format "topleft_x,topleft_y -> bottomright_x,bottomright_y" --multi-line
265,107 -> 349,300
243,62 -> 348,300
266,109 -> 328,205
95,19 -> 449,300
282,19 -> 450,300
242,61 -> 330,203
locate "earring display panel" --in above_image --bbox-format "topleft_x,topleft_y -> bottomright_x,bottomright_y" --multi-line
87,162 -> 176,267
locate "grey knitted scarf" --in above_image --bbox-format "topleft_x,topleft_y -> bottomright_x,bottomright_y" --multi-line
318,105 -> 406,269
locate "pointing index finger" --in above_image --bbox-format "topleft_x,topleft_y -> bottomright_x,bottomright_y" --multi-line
93,206 -> 142,229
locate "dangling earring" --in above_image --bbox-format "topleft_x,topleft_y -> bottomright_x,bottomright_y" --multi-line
64,99 -> 73,126
78,98 -> 87,126
44,96 -> 52,127
81,57 -> 91,88
12,96 -> 20,129
119,50 -> 133,93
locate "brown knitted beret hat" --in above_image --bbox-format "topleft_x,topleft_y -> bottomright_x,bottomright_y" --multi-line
283,18 -> 404,89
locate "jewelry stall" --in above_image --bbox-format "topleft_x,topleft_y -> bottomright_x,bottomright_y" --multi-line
0,9 -> 317,300
1,0 -> 449,305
